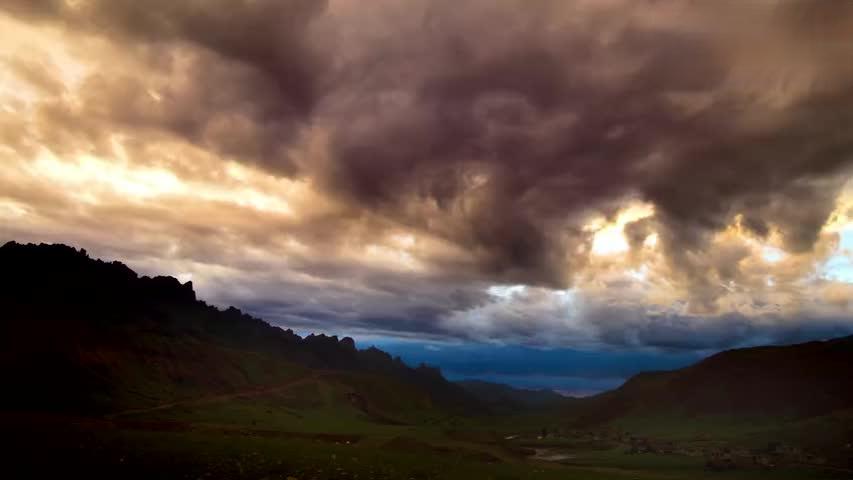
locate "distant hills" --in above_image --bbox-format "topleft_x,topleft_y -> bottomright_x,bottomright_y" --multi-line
457,380 -> 568,414
572,335 -> 853,425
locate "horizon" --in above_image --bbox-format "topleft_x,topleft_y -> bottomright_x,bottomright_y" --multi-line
4,238 -> 845,396
6,238 -> 710,395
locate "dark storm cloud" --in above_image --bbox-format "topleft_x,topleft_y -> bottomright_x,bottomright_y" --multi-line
438,292 -> 853,352
311,0 -> 853,293
598,311 -> 853,352
4,0 -> 852,291
233,270 -> 494,340
3,0 -> 853,349
318,8 -> 724,286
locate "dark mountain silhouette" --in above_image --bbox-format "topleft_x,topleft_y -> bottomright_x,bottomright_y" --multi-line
457,380 -> 569,414
0,241 -> 478,414
572,335 -> 853,425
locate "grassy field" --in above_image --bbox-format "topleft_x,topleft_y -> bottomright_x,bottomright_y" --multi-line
6,412 -> 846,480
7,373 -> 849,480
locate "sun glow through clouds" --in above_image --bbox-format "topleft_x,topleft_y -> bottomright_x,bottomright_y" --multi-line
762,246 -> 785,263
590,203 -> 655,256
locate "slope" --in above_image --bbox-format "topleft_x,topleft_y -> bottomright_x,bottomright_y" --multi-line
572,335 -> 853,425
0,241 -> 478,419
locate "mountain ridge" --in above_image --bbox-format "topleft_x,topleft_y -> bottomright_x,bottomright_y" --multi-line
456,379 -> 569,414
571,333 -> 853,425
4,240 -> 853,428
0,241 -> 482,415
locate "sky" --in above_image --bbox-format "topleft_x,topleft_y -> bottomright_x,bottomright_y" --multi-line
2,1 -> 853,393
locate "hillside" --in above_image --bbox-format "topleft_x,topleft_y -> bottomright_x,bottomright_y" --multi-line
457,380 -> 570,414
572,335 -> 853,425
0,241 -> 478,417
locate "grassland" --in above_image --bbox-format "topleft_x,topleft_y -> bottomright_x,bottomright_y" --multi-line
7,372 -> 849,480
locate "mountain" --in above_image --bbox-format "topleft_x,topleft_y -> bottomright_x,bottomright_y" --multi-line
0,241 -> 478,417
457,380 -> 569,414
4,241 -> 853,477
572,335 -> 853,425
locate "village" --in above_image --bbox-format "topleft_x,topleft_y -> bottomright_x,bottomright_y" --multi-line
502,427 -> 844,472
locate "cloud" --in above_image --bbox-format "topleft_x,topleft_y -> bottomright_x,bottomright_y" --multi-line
302,0 -> 853,296
0,0 -> 329,172
2,0 -> 853,351
437,284 -> 853,350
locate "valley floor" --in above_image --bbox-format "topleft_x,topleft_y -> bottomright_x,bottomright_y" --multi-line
4,381 -> 850,480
